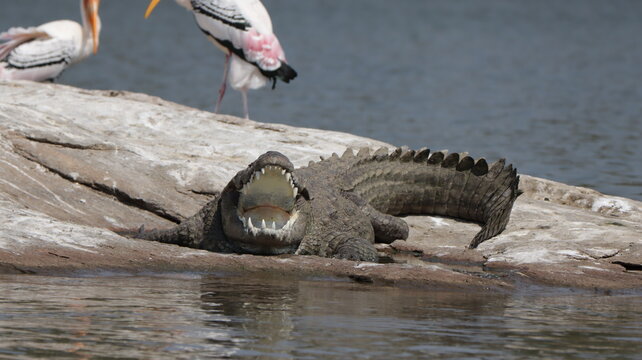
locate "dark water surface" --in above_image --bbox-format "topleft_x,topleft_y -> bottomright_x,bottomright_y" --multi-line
1,0 -> 641,200
1,273 -> 641,359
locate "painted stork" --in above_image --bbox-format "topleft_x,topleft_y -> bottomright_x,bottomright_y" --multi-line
0,0 -> 101,82
144,0 -> 297,119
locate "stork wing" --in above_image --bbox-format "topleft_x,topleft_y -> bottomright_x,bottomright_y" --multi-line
0,27 -> 50,60
192,0 -> 292,77
3,36 -> 74,73
192,0 -> 250,31
192,0 -> 275,46
234,0 -> 273,34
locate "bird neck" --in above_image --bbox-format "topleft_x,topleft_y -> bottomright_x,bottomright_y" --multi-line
79,0 -> 100,58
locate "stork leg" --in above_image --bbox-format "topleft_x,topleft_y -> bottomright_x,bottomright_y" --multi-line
241,88 -> 250,119
215,52 -> 231,114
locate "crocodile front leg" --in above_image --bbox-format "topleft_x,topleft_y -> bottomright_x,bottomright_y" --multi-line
125,197 -> 230,252
331,235 -> 378,261
325,231 -> 379,262
294,195 -> 380,262
295,229 -> 378,262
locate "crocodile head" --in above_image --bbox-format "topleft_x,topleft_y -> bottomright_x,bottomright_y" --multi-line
220,151 -> 310,254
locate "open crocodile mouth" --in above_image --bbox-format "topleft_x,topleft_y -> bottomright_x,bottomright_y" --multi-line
237,165 -> 299,236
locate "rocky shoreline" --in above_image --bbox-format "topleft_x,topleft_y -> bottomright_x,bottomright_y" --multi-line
1,81 -> 640,290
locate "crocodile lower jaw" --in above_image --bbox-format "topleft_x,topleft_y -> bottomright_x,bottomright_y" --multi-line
239,209 -> 299,238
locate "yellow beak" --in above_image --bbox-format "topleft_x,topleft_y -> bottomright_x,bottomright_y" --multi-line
84,0 -> 101,54
145,0 -> 162,19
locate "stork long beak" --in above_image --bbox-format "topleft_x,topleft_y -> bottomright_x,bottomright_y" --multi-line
145,0 -> 162,19
84,0 -> 101,54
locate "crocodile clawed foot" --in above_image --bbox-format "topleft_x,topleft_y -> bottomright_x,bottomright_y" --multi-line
333,238 -> 378,262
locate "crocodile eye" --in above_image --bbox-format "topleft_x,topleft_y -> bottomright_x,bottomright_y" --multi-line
237,165 -> 299,233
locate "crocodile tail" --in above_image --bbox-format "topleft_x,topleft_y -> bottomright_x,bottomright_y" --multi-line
467,164 -> 521,248
343,147 -> 520,248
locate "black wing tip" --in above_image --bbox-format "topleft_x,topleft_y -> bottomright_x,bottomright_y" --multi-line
276,62 -> 297,83
263,63 -> 297,89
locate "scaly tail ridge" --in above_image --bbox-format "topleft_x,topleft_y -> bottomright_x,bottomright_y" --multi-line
337,147 -> 521,248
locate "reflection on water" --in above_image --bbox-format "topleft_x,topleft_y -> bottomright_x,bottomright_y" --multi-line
0,273 -> 640,359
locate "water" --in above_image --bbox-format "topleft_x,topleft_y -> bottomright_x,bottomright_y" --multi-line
1,273 -> 641,359
1,0 -> 641,200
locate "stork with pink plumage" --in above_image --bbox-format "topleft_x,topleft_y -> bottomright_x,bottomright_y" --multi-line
145,0 -> 297,119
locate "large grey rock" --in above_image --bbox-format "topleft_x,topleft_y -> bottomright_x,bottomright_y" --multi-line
1,81 -> 640,289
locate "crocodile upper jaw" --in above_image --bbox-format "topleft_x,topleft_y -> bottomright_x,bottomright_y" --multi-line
237,164 -> 300,237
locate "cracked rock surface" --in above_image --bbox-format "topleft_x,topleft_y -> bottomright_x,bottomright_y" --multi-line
1,81 -> 641,290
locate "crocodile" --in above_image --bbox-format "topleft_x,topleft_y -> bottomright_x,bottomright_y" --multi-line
129,147 -> 520,262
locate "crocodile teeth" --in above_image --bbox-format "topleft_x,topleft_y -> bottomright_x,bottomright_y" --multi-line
238,164 -> 302,237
